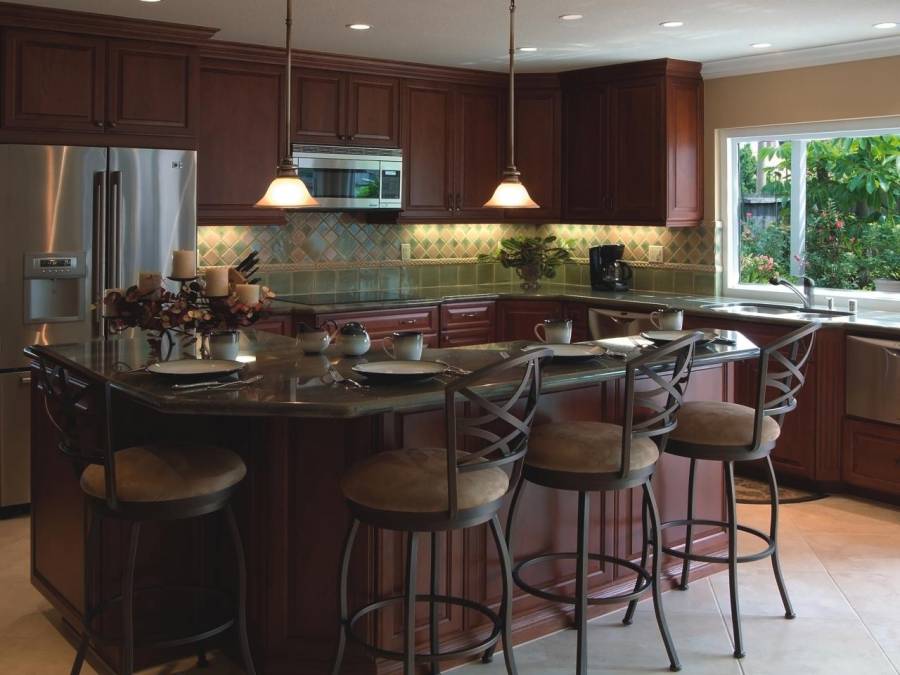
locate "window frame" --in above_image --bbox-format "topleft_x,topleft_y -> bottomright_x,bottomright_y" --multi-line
718,116 -> 900,311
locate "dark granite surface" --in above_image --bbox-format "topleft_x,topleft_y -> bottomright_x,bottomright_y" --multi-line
272,283 -> 900,335
26,329 -> 759,419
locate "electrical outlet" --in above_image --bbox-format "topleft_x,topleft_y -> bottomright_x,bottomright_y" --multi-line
400,243 -> 411,261
649,245 -> 664,263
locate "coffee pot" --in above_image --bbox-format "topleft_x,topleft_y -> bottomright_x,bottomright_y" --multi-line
589,244 -> 634,291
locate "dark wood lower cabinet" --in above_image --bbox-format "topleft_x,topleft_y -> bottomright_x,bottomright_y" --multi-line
30,362 -> 729,674
843,418 -> 900,500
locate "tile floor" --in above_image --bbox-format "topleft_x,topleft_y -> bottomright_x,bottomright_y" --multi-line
0,495 -> 898,674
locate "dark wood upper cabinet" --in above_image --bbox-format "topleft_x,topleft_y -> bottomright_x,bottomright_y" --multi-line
402,82 -> 503,222
3,29 -> 105,132
561,59 -> 703,227
293,68 -> 400,147
2,29 -> 196,138
403,80 -> 455,218
347,74 -> 400,147
107,40 -> 195,136
455,85 -> 504,219
197,58 -> 285,225
562,82 -> 610,219
507,86 -> 561,221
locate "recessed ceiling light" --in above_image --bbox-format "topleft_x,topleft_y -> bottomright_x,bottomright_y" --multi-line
518,47 -> 538,52
659,21 -> 684,28
559,14 -> 584,21
346,23 -> 371,31
873,22 -> 898,29
751,42 -> 773,49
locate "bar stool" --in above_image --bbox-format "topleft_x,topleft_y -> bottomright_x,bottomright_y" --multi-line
331,348 -> 551,675
661,322 -> 819,659
34,356 -> 256,675
505,333 -> 700,675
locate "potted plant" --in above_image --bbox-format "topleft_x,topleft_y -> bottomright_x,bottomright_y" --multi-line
479,235 -> 573,289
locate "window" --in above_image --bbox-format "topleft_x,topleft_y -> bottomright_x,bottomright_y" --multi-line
722,120 -> 900,303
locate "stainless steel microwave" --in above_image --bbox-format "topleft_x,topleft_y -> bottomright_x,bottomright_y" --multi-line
293,145 -> 402,210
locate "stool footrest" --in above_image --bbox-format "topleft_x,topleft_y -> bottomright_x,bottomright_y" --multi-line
346,593 -> 501,664
513,552 -> 652,606
660,518 -> 775,564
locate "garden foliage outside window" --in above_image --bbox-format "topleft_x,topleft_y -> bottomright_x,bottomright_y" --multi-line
736,134 -> 900,292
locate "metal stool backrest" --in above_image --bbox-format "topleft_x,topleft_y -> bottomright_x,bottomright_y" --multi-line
444,347 -> 552,517
749,322 -> 820,450
34,354 -> 123,511
620,332 -> 700,480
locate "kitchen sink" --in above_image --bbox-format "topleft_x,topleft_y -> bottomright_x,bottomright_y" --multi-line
702,302 -> 853,319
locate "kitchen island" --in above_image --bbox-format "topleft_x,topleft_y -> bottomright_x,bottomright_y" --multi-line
27,330 -> 757,674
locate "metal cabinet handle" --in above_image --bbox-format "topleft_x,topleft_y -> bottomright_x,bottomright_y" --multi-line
459,313 -> 480,318
20,376 -> 31,385
399,319 -> 417,325
95,121 -> 105,128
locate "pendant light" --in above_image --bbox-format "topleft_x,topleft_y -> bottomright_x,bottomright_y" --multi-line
484,0 -> 539,209
256,0 -> 319,208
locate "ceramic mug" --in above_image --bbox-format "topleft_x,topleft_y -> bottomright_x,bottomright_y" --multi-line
534,318 -> 573,344
206,330 -> 240,360
297,321 -> 338,354
384,331 -> 424,361
650,308 -> 684,331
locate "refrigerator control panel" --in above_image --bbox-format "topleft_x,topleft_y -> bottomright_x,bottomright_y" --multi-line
25,253 -> 84,278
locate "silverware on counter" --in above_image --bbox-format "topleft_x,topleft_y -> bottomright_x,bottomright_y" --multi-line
434,359 -> 472,376
172,374 -> 264,393
325,366 -> 367,390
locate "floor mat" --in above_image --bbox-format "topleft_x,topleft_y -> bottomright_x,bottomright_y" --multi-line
734,475 -> 828,505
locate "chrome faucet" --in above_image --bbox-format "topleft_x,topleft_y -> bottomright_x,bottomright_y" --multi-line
769,276 -> 815,308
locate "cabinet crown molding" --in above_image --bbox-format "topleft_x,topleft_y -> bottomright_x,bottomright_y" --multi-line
0,1 -> 218,45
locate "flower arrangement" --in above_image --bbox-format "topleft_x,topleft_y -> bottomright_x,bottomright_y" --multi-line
102,251 -> 276,358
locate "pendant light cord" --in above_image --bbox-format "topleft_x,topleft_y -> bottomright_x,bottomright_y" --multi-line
284,0 -> 293,162
507,0 -> 516,172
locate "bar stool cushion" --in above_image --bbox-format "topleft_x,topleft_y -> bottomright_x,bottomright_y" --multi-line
668,401 -> 780,447
526,422 -> 658,474
341,449 -> 509,513
80,444 -> 247,502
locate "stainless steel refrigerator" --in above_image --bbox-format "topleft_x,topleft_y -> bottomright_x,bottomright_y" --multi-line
0,144 -> 196,510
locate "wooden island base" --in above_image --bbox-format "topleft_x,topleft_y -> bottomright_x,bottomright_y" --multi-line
31,354 -> 734,674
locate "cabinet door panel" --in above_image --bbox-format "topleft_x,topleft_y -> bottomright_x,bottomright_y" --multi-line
507,88 -> 560,220
403,81 -> 454,218
347,75 -> 399,147
456,86 -> 504,219
496,300 -> 563,341
562,83 -> 609,219
666,77 -> 704,226
197,59 -> 285,225
293,69 -> 344,145
3,29 -> 105,132
107,40 -> 195,135
610,78 -> 664,221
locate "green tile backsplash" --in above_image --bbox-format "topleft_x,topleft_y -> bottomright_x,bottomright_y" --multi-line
198,213 -> 718,296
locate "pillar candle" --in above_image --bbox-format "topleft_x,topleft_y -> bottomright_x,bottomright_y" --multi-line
171,250 -> 197,279
235,283 -> 260,306
205,266 -> 230,297
138,271 -> 162,294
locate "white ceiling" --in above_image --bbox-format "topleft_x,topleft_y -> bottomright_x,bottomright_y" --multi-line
10,0 -> 900,73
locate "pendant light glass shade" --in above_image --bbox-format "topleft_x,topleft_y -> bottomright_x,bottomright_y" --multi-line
485,0 -> 539,209
484,173 -> 539,209
255,0 -> 319,210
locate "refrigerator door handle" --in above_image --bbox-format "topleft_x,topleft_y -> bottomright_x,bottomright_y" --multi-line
108,171 -> 122,290
92,171 -> 106,336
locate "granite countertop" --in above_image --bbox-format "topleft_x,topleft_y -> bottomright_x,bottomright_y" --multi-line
26,329 -> 759,419
272,283 -> 900,335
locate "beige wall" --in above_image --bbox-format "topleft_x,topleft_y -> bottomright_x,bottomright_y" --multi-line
704,55 -> 900,226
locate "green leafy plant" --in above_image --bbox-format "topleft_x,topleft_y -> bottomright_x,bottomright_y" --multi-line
479,235 -> 573,288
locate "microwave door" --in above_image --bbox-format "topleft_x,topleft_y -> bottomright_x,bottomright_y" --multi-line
298,157 -> 381,209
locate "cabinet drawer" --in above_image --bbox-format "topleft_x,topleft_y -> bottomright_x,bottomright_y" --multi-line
319,306 -> 439,338
440,327 -> 495,348
441,301 -> 495,330
843,418 -> 900,495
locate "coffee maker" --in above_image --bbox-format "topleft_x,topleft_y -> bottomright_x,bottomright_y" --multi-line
589,244 -> 634,291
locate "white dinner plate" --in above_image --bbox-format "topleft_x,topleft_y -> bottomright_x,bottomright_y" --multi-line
641,329 -> 718,345
147,359 -> 244,377
523,343 -> 605,359
352,360 -> 445,383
